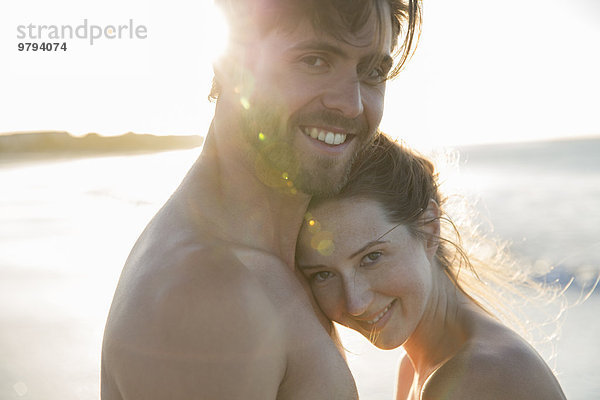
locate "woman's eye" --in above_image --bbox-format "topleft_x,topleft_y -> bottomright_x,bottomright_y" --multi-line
311,271 -> 333,283
301,55 -> 327,68
361,251 -> 382,266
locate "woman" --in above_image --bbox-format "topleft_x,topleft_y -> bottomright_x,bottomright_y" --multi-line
296,134 -> 566,399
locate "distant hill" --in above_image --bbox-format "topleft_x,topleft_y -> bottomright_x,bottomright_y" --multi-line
457,136 -> 600,173
0,131 -> 204,157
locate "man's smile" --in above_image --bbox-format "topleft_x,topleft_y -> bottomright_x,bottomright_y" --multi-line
301,126 -> 349,145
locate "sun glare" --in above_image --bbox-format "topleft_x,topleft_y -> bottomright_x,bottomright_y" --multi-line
200,2 -> 230,63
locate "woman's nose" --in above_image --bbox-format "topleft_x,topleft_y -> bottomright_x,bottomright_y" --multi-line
342,275 -> 373,317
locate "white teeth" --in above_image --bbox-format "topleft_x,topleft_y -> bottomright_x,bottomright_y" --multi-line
367,301 -> 394,325
302,128 -> 348,145
324,132 -> 335,144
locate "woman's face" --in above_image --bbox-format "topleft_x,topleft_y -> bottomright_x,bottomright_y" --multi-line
297,197 -> 435,349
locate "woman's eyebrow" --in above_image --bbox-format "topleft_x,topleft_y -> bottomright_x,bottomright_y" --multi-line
297,263 -> 326,271
349,240 -> 389,259
298,236 -> 392,269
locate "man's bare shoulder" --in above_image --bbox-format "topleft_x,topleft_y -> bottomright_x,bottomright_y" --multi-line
422,327 -> 566,400
102,243 -> 288,399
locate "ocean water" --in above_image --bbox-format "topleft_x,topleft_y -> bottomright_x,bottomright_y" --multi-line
455,138 -> 600,282
0,138 -> 598,399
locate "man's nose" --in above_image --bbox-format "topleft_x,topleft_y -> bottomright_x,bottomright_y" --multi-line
321,77 -> 364,120
342,275 -> 373,317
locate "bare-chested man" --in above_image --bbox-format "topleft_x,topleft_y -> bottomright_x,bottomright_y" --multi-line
101,1 -> 420,398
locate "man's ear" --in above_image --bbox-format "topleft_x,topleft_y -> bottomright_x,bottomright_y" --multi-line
212,50 -> 235,91
421,199 -> 441,260
212,44 -> 256,101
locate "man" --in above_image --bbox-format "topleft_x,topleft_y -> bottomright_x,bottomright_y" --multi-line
101,0 -> 420,398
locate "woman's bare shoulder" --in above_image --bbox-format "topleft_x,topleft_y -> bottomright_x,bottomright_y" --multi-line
422,323 -> 566,400
395,355 -> 414,400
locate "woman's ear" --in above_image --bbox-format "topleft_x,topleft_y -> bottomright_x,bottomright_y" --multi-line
421,199 -> 441,260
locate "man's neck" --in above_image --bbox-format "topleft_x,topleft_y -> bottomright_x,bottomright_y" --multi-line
192,120 -> 311,268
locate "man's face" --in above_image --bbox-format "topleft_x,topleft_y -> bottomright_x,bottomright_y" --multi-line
226,4 -> 393,196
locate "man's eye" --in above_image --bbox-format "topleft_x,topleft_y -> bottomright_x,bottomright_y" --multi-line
311,271 -> 333,282
362,67 -> 387,83
368,68 -> 386,80
301,55 -> 327,67
361,251 -> 382,265
359,58 -> 391,83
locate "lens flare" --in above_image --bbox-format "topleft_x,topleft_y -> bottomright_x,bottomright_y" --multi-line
311,231 -> 334,256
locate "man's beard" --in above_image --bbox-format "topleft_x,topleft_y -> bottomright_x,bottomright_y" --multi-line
239,101 -> 373,197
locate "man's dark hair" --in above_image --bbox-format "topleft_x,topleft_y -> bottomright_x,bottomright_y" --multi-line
209,0 -> 421,101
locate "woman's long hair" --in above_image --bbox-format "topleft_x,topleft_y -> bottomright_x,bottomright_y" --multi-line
310,133 -> 566,363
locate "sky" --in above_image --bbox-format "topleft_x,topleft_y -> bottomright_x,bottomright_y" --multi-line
1,0 -> 599,148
